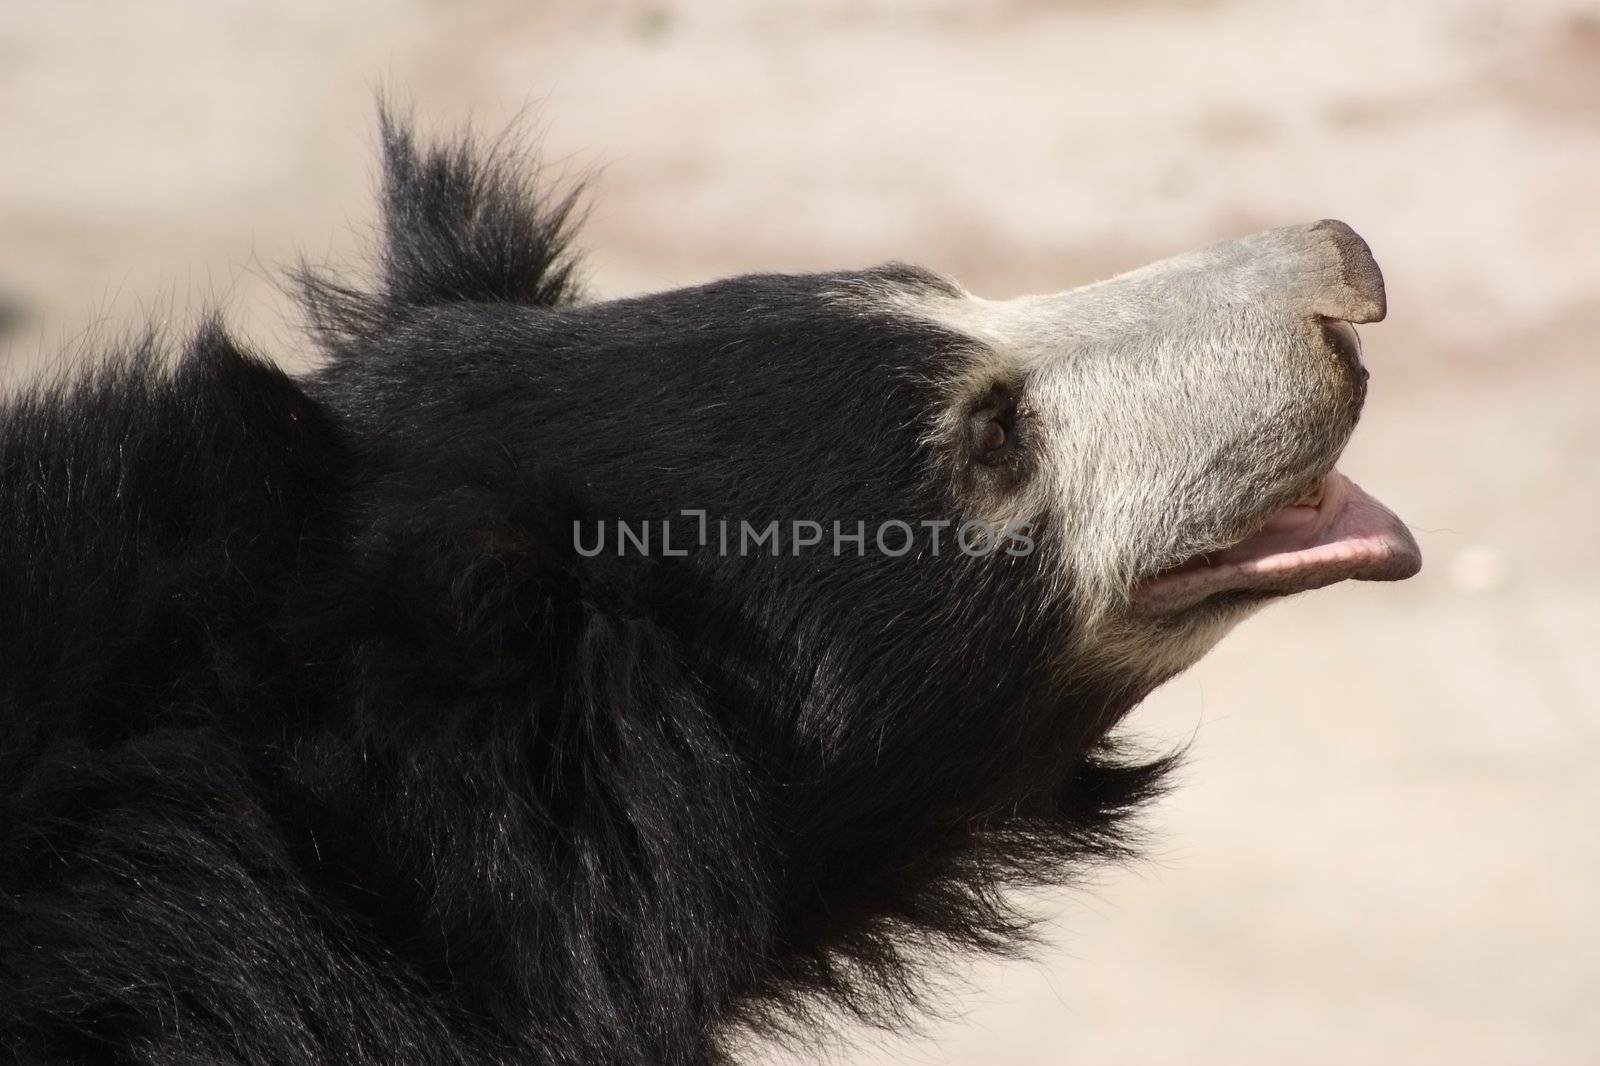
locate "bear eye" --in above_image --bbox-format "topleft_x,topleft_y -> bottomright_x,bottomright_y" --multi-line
967,381 -> 1021,468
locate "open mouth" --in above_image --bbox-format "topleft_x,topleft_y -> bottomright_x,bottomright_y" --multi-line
1135,471 -> 1421,615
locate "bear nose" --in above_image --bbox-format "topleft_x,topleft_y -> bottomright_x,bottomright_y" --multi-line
1289,218 -> 1387,325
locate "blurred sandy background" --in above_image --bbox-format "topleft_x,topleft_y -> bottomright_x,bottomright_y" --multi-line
2,1 -> 1596,1062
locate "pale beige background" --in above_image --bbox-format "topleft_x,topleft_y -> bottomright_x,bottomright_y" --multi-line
2,2 -> 1596,1063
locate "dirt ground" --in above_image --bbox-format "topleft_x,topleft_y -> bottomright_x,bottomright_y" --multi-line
2,1 -> 1595,1062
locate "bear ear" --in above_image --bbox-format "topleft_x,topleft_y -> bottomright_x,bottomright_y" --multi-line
369,105 -> 586,311
300,468 -> 628,694
295,103 -> 586,355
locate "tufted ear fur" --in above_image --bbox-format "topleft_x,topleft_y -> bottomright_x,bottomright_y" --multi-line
296,105 -> 585,359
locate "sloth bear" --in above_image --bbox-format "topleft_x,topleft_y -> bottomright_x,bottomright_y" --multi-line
0,114 -> 1420,1064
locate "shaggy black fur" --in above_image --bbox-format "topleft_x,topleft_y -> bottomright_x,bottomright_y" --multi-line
0,112 -> 1170,1064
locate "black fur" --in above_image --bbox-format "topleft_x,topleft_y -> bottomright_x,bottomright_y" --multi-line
1,113 -> 1170,1064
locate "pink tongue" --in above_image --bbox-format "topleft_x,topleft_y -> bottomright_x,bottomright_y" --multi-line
1137,472 -> 1422,614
